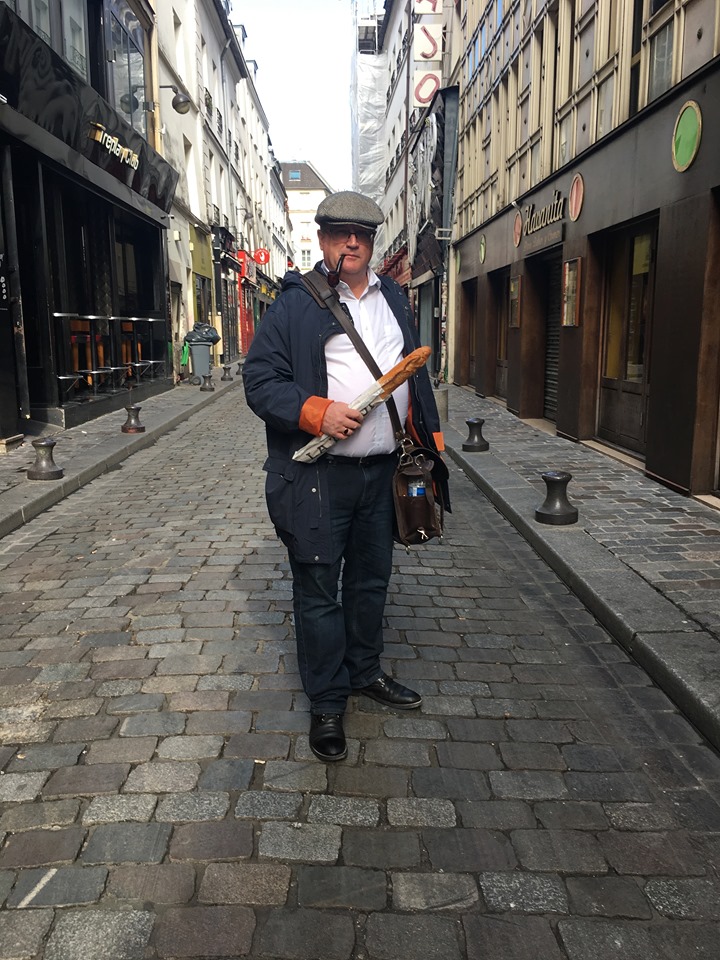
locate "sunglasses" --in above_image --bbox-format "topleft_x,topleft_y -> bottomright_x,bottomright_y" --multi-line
324,226 -> 376,245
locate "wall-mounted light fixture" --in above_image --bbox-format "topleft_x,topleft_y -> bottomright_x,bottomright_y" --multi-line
159,84 -> 192,115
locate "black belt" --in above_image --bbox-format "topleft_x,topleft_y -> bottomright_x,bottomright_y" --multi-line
324,451 -> 398,466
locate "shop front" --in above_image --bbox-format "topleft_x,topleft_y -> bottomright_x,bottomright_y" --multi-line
454,62 -> 720,494
0,6 -> 178,439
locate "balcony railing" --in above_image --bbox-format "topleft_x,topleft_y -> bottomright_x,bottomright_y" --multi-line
204,87 -> 213,115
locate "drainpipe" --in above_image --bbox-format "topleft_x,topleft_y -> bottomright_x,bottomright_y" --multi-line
218,37 -> 232,361
403,1 -> 412,254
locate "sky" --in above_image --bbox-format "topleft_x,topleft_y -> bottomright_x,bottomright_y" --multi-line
231,0 -> 359,192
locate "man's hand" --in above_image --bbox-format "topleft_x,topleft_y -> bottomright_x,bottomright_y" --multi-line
321,401 -> 363,440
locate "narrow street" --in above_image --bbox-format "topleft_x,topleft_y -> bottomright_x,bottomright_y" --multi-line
1,387 -> 719,960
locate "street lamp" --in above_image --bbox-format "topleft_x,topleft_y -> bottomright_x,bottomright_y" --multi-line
159,84 -> 192,115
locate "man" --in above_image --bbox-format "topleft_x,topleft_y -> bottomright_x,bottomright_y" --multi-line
243,191 -> 448,762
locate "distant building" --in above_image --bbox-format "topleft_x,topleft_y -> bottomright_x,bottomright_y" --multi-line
281,162 -> 334,271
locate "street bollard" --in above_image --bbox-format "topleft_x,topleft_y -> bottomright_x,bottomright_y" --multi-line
121,405 -> 145,434
221,364 -> 233,381
27,438 -> 64,480
236,361 -> 243,376
535,470 -> 578,525
462,417 -> 489,452
200,373 -> 215,392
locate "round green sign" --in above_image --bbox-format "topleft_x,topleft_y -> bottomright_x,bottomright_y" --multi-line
672,101 -> 702,172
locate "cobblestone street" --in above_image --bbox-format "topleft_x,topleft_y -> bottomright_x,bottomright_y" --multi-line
1,386 -> 720,959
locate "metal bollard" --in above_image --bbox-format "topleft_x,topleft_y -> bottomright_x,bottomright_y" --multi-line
27,438 -> 64,480
236,361 -> 243,376
535,471 -> 578,525
462,417 -> 489,452
221,364 -> 233,381
434,385 -> 449,422
121,405 -> 145,434
200,373 -> 215,392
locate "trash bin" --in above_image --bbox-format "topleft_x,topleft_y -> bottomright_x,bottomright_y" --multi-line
184,322 -> 220,385
187,342 -> 212,385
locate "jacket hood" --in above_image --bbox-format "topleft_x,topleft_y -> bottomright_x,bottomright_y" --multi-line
281,270 -> 312,292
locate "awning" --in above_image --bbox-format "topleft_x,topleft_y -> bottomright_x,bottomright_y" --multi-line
221,253 -> 243,272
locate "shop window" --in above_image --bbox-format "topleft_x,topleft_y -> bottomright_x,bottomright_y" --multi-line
648,21 -> 673,102
603,230 -> 653,383
195,275 -> 211,325
114,212 -> 161,316
107,0 -> 148,139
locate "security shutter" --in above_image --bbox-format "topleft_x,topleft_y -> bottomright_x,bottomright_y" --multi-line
543,257 -> 562,421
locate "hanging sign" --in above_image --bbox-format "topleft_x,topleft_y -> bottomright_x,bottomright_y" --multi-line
413,0 -> 443,108
253,248 -> 270,265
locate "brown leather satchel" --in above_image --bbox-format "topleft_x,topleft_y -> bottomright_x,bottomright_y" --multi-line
300,267 -> 446,547
392,435 -> 445,546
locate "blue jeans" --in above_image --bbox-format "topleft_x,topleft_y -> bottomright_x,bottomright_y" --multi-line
289,455 -> 397,714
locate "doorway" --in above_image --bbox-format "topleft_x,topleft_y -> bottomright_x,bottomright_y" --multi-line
598,222 -> 657,455
494,270 -> 509,400
459,278 -> 477,387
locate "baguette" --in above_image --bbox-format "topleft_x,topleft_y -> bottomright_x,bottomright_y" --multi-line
378,346 -> 431,398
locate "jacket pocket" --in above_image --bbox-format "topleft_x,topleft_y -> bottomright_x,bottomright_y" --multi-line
264,457 -> 296,537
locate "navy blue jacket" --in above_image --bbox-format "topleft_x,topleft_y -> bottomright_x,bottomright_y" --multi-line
243,268 -> 449,562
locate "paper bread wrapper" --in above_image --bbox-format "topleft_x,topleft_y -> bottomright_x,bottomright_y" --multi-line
292,346 -> 431,463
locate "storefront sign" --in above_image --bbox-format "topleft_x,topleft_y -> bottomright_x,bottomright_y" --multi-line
672,101 -> 702,172
568,174 -> 584,221
523,191 -> 565,237
190,226 -> 213,278
413,0 -> 442,108
0,253 -> 8,307
512,177 -> 583,251
88,123 -> 140,170
522,222 -> 564,255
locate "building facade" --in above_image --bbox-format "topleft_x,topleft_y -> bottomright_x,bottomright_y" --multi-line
281,161 -> 334,273
453,0 -> 720,495
353,0 -> 461,382
0,0 -> 179,444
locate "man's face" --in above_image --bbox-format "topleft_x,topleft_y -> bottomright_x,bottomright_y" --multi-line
318,225 -> 375,285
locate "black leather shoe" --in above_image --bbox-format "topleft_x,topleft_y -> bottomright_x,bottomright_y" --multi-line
357,673 -> 422,709
309,714 -> 347,762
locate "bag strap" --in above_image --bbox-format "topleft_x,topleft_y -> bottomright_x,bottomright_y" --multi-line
300,268 -> 404,439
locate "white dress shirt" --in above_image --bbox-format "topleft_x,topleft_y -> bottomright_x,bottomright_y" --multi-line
324,266 -> 409,457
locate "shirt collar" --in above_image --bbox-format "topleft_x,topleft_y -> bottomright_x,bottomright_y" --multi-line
320,262 -> 381,296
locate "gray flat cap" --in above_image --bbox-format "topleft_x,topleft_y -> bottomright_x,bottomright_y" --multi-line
315,191 -> 384,229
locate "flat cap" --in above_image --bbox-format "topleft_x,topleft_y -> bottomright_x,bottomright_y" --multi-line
315,191 -> 384,230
